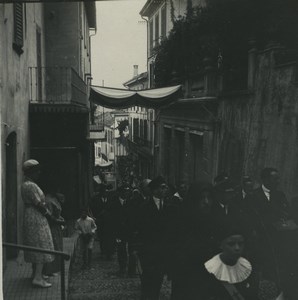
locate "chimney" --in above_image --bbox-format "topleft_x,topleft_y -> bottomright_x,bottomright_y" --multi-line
133,65 -> 138,77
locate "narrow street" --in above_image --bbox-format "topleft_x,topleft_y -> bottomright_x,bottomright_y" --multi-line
68,241 -> 171,300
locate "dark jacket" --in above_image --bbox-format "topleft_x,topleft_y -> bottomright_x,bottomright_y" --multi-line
137,196 -> 174,268
200,266 -> 259,300
249,187 -> 291,226
110,196 -> 131,241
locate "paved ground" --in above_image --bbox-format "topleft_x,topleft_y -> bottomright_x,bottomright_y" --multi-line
2,235 -> 78,300
68,241 -> 171,300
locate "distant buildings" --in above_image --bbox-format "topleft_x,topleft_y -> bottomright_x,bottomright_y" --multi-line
94,110 -> 129,176
122,65 -> 155,179
123,65 -> 148,91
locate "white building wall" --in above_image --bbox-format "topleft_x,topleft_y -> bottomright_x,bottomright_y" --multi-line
1,3 -> 45,245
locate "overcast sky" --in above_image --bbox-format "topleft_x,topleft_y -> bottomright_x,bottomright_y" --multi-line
91,0 -> 147,89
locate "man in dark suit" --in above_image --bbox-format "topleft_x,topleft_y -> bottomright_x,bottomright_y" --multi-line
139,179 -> 152,202
236,175 -> 254,203
249,167 -> 298,300
171,182 -> 188,208
127,180 -> 152,277
110,184 -> 131,276
94,183 -> 115,260
250,168 -> 290,224
212,174 -> 240,221
137,176 -> 171,300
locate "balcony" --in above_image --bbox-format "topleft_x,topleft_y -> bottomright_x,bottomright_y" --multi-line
29,67 -> 88,107
134,136 -> 152,148
88,124 -> 106,140
128,136 -> 153,158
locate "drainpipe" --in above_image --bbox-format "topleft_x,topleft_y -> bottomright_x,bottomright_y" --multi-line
141,15 -> 149,76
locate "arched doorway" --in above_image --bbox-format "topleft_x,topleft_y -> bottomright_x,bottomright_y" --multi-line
5,132 -> 18,258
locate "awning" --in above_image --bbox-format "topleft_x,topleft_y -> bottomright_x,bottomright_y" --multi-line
90,85 -> 182,109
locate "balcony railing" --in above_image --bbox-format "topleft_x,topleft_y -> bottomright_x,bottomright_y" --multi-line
134,136 -> 152,148
29,67 -> 88,106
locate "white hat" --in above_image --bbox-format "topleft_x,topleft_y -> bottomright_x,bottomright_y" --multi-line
23,159 -> 40,172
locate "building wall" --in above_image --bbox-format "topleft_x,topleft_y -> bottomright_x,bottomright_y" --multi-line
218,47 -> 298,201
44,2 -> 91,78
1,3 -> 45,247
157,102 -> 217,185
144,0 -> 206,87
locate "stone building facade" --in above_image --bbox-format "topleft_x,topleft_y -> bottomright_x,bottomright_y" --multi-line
1,2 -> 46,256
141,0 -> 298,203
1,2 -> 97,261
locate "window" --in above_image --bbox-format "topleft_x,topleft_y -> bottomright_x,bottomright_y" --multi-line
155,13 -> 159,46
133,118 -> 139,139
149,20 -> 153,56
13,3 -> 24,54
144,119 -> 148,141
149,63 -> 155,88
140,119 -> 144,138
36,27 -> 42,101
161,6 -> 167,40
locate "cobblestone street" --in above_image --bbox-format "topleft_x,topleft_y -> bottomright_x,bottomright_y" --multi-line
68,241 -> 171,300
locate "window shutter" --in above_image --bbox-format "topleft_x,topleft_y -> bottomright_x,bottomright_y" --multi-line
13,3 -> 24,54
161,6 -> 166,40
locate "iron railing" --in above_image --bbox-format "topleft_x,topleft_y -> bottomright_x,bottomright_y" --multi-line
134,136 -> 152,148
29,67 -> 88,106
3,242 -> 71,300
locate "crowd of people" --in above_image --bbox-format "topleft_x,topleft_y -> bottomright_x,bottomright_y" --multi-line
89,168 -> 298,300
20,158 -> 298,299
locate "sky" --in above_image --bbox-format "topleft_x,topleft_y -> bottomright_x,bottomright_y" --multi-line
91,0 -> 147,89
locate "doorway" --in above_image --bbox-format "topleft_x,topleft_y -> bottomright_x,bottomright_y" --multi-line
5,132 -> 18,258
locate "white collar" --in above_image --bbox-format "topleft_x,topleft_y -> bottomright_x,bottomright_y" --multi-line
242,189 -> 246,199
262,184 -> 270,193
153,196 -> 162,209
219,202 -> 225,209
174,192 -> 182,200
153,196 -> 160,202
204,254 -> 252,284
262,184 -> 271,200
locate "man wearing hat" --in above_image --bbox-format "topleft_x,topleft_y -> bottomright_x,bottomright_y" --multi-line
212,174 -> 239,220
137,176 -> 171,300
110,184 -> 132,276
248,168 -> 298,300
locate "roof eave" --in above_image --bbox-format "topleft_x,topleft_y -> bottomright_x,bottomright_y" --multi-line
140,0 -> 155,17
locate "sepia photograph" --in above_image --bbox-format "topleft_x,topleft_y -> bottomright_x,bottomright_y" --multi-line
1,0 -> 298,299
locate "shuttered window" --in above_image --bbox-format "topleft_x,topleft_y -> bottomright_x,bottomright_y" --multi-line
161,5 -> 167,40
144,119 -> 148,141
149,20 -> 153,56
13,3 -> 24,54
154,13 -> 159,46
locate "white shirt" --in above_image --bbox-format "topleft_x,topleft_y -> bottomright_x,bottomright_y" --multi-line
242,189 -> 246,199
219,202 -> 228,215
153,196 -> 163,210
174,192 -> 183,202
119,197 -> 125,206
75,216 -> 97,234
262,184 -> 270,201
101,197 -> 107,203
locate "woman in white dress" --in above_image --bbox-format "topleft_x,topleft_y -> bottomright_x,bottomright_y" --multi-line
22,159 -> 54,288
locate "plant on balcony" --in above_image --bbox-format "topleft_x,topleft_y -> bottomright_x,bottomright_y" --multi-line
154,0 -> 298,88
116,119 -> 129,147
